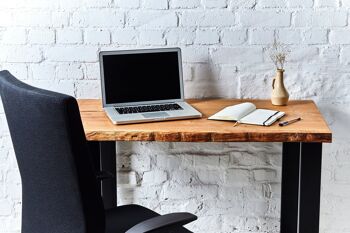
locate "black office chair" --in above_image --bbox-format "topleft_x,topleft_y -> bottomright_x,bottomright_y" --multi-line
0,70 -> 197,233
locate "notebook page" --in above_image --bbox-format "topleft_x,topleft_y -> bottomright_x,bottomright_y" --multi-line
240,109 -> 285,126
208,102 -> 256,121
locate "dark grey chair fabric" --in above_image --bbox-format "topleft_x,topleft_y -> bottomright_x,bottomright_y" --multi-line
0,70 -> 196,233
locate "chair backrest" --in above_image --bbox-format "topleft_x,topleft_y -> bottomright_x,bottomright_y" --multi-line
0,71 -> 105,233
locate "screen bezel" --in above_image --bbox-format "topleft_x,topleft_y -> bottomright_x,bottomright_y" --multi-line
99,48 -> 184,108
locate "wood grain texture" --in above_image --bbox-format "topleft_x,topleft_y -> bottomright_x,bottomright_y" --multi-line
77,99 -> 332,143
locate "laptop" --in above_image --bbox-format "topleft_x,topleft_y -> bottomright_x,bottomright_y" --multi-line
99,48 -> 202,125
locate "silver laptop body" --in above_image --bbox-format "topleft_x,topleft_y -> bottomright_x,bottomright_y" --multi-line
99,48 -> 202,125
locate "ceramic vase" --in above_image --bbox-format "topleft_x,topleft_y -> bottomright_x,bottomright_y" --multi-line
271,69 -> 289,106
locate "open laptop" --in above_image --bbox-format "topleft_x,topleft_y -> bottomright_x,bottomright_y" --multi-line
99,48 -> 202,124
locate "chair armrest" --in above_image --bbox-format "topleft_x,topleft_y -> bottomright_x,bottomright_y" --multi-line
125,212 -> 197,233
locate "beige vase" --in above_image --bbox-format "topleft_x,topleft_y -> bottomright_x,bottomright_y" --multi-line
271,69 -> 289,105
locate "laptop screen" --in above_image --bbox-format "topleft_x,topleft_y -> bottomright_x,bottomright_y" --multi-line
101,50 -> 182,105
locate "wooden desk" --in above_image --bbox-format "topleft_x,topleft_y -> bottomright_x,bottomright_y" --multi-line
78,99 -> 332,233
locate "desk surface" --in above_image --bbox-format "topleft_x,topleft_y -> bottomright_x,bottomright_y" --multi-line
78,99 -> 332,143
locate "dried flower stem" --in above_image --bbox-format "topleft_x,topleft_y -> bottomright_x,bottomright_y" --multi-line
267,39 -> 290,70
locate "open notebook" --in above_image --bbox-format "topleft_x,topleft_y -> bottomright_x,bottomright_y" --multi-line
208,102 -> 285,126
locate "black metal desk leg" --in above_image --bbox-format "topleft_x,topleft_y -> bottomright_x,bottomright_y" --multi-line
280,142 -> 322,233
88,141 -> 117,209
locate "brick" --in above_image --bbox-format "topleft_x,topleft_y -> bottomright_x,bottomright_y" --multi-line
28,80 -> 75,96
168,169 -> 195,184
12,10 -> 53,27
253,169 -> 277,182
195,29 -> 220,45
161,183 -> 218,200
181,10 -> 235,27
288,47 -> 319,63
257,0 -> 287,8
288,0 -> 313,7
0,200 -> 12,216
56,63 -> 84,80
240,74 -> 270,99
118,171 -> 138,186
1,28 -> 26,45
221,29 -> 247,45
239,10 -> 291,27
218,65 -> 239,81
303,29 -> 328,45
84,29 -> 110,45
335,166 -> 350,182
0,11 -> 12,27
57,29 -> 83,44
182,64 -> 194,81
75,80 -> 101,98
118,153 -> 151,172
0,46 -> 43,63
30,63 -> 56,80
156,154 -> 182,170
142,0 -> 168,9
72,9 -> 124,27
194,155 -> 220,167
312,10 -> 347,27
0,0 -> 26,8
320,46 -> 340,63
0,63 -> 28,80
112,29 -> 138,45
28,0 -> 59,8
166,28 -> 195,45
170,0 -> 200,9
340,47 -> 350,63
225,169 -> 251,184
28,29 -> 55,44
315,0 -> 339,7
202,0 -> 227,8
6,183 -> 21,200
343,0 -> 350,7
82,63 -> 100,80
139,30 -> 165,45
115,0 -> 140,8
58,0 -> 83,8
330,29 -> 350,44
52,11 -> 70,27
83,0 -> 112,7
229,0 -> 257,8
249,29 -> 275,45
294,10 -> 313,27
197,169 -> 223,184
142,170 -> 168,185
46,46 -> 98,62
127,11 -> 178,28
181,47 -> 209,63
192,64 -> 220,81
211,47 -> 263,64
278,29 -> 302,44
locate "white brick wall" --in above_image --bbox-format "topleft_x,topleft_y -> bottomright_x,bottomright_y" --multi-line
0,0 -> 350,233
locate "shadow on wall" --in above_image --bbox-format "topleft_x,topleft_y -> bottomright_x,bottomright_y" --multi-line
184,62 -> 239,99
318,102 -> 350,142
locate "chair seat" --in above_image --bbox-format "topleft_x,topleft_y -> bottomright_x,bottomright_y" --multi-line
105,204 -> 193,233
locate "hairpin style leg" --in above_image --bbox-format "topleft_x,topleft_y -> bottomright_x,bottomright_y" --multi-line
88,141 -> 117,209
280,142 -> 322,233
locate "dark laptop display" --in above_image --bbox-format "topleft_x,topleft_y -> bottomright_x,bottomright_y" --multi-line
102,51 -> 181,104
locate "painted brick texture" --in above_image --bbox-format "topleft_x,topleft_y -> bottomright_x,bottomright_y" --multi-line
0,0 -> 350,233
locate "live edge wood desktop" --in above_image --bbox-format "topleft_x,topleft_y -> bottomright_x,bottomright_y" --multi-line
78,99 -> 332,233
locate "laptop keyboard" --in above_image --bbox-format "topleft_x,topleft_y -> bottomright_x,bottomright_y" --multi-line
115,103 -> 183,115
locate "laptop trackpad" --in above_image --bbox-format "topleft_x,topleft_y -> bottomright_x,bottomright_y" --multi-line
142,112 -> 169,118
